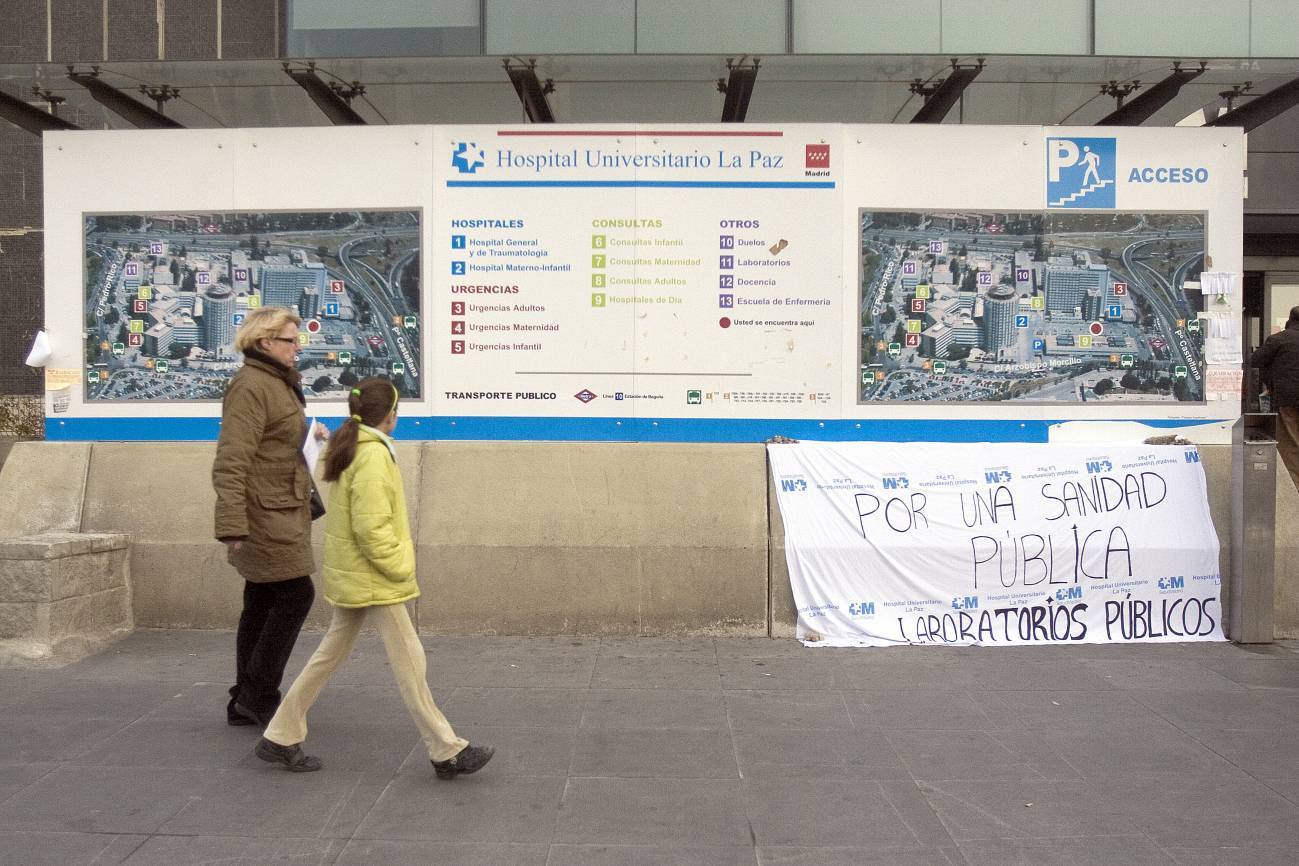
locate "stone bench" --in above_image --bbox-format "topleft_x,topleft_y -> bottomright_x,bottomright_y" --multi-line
0,532 -> 132,665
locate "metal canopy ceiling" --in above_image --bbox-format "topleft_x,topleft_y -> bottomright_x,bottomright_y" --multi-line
1,53 -> 1298,131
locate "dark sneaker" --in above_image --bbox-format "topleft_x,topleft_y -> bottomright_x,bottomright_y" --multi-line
432,744 -> 494,780
228,702 -> 270,727
254,737 -> 322,772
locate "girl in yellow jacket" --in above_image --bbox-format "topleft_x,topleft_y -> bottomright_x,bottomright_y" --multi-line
255,378 -> 493,778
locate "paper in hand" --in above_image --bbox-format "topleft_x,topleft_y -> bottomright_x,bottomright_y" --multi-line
302,417 -> 324,475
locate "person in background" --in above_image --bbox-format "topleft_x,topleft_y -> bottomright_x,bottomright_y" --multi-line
1251,304 -> 1299,491
254,377 -> 493,779
212,306 -> 324,728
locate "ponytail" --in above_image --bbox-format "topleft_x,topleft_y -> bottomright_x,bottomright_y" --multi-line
321,378 -> 400,481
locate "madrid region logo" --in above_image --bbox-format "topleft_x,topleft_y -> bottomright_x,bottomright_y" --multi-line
1047,137 -> 1116,208
452,142 -> 486,174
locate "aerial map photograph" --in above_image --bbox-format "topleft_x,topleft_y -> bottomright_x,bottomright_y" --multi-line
859,210 -> 1207,404
83,209 -> 422,401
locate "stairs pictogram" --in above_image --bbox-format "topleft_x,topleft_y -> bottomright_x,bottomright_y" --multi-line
1049,178 -> 1113,207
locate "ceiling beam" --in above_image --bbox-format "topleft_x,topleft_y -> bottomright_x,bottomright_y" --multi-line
911,60 -> 984,124
719,57 -> 760,123
504,60 -> 555,123
0,88 -> 80,134
283,64 -> 367,125
1098,63 -> 1205,125
1207,73 -> 1299,132
67,68 -> 183,129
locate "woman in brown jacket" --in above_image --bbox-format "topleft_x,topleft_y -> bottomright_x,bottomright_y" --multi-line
212,306 -> 324,727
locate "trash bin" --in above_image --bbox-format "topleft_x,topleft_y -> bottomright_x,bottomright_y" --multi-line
1229,413 -> 1276,643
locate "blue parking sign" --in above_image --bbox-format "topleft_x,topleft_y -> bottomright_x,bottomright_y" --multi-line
1032,339 -> 1045,351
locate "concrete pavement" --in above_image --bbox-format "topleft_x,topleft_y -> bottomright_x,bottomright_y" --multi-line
0,630 -> 1297,865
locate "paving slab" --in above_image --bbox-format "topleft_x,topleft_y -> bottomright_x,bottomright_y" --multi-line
0,629 -> 1293,864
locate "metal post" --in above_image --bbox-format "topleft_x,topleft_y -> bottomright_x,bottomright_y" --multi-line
1230,413 -> 1277,643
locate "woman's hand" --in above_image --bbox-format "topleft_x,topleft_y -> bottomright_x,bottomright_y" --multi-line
313,421 -> 330,442
223,539 -> 244,553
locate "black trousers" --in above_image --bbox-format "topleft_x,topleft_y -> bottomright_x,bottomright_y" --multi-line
228,576 -> 315,719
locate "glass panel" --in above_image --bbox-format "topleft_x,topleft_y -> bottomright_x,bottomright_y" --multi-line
636,0 -> 785,54
290,0 -> 478,29
485,0 -> 634,54
1251,0 -> 1299,57
940,0 -> 1088,55
1095,0 -> 1249,56
285,0 -> 481,57
793,0 -> 941,54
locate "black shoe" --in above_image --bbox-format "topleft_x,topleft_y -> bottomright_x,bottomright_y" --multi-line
254,737 -> 322,772
432,744 -> 494,780
228,702 -> 271,727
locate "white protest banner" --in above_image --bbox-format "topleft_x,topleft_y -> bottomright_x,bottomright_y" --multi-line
769,441 -> 1223,647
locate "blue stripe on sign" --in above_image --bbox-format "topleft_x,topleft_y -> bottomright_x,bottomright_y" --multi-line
445,180 -> 836,189
43,416 -> 1227,443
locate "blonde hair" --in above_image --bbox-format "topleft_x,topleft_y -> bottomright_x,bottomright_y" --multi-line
234,306 -> 302,354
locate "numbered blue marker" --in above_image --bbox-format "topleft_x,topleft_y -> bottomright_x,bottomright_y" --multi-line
125,262 -> 138,277
1016,315 -> 1029,328
977,271 -> 991,285
234,268 -> 248,282
903,261 -> 916,275
197,272 -> 210,285
149,241 -> 163,255
324,301 -> 339,317
232,313 -> 245,325
1107,304 -> 1122,318
928,240 -> 943,253
1016,268 -> 1030,282
719,275 -> 733,289
719,235 -> 734,249
719,294 -> 734,308
451,235 -> 466,249
719,255 -> 733,270
451,261 -> 465,275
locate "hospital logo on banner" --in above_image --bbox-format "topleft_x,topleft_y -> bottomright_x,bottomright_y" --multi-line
1047,137 -> 1116,208
452,141 -> 486,174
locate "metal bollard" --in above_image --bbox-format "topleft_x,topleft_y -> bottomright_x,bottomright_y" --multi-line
1229,414 -> 1277,643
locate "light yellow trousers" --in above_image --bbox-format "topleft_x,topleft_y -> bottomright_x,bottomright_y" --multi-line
264,602 -> 468,762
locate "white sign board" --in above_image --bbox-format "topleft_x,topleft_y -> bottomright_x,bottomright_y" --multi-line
769,441 -> 1223,647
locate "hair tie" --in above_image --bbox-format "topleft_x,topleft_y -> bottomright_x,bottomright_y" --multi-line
350,388 -> 361,396
350,414 -> 362,422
